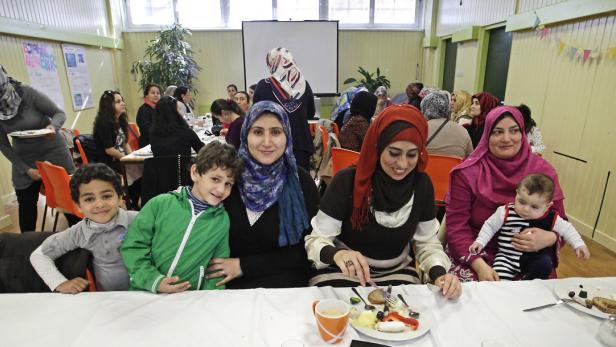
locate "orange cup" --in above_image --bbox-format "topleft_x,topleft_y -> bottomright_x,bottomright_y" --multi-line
312,299 -> 350,344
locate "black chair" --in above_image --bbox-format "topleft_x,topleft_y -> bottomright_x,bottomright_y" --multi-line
141,154 -> 193,206
0,232 -> 92,293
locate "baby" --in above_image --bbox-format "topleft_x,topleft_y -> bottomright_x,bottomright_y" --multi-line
470,173 -> 589,280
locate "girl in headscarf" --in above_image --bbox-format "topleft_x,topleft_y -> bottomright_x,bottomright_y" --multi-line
338,91 -> 377,152
0,65 -> 75,232
373,86 -> 393,118
446,106 -> 565,282
451,90 -> 472,126
467,92 -> 500,147
252,47 -> 316,170
305,105 -> 461,299
206,101 -> 319,289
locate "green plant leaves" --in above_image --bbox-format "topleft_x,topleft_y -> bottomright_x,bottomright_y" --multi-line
344,66 -> 391,93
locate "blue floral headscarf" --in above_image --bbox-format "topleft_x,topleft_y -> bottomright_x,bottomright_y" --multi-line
238,101 -> 310,247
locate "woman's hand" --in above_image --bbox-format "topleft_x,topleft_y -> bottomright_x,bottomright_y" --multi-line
207,258 -> 243,286
333,249 -> 371,286
157,276 -> 191,293
55,277 -> 89,294
27,168 -> 42,181
471,258 -> 499,281
512,227 -> 557,252
434,273 -> 462,299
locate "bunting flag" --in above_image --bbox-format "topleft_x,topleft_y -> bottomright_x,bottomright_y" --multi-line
535,25 -> 616,62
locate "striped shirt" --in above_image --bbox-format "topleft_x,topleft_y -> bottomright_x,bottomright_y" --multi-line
186,186 -> 211,215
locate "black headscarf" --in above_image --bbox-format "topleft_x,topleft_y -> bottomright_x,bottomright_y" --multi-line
350,91 -> 378,122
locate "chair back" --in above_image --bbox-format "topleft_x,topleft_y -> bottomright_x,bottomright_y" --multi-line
424,154 -> 463,204
141,155 -> 193,206
330,147 -> 360,176
35,161 -> 57,209
127,122 -> 140,151
38,161 -> 84,218
331,122 -> 340,138
319,125 -> 329,153
74,138 -> 89,164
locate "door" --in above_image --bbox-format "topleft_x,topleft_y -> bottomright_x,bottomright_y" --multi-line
483,27 -> 512,101
442,38 -> 457,93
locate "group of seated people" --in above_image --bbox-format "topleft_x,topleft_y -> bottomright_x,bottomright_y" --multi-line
0,59 -> 587,299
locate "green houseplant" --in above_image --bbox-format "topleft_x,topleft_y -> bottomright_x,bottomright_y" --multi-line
130,24 -> 201,93
343,67 -> 391,94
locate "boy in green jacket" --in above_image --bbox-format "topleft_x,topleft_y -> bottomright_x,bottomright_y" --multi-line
121,142 -> 243,293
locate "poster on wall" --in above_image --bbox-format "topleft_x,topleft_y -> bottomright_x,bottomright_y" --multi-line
61,44 -> 93,110
21,41 -> 65,109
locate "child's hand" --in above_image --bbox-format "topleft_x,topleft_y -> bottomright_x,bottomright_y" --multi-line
157,276 -> 191,293
55,277 -> 89,294
207,258 -> 243,286
575,245 -> 590,260
469,242 -> 483,255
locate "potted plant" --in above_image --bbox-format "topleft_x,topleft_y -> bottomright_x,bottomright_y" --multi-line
130,24 -> 201,93
343,67 -> 391,94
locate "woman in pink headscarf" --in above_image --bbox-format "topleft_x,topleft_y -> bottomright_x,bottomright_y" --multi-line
445,106 -> 566,282
253,47 -> 315,170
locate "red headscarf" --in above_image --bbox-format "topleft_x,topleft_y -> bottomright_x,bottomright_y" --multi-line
472,92 -> 500,127
446,105 -> 563,207
351,104 -> 428,229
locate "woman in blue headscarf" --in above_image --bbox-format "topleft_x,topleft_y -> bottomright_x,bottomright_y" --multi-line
206,101 -> 319,289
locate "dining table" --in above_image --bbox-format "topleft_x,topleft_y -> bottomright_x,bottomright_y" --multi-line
1,277 -> 614,347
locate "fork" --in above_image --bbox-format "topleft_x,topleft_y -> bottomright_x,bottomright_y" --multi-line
522,298 -> 577,312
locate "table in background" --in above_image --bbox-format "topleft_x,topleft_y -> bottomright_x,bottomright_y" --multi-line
1,277 -> 613,347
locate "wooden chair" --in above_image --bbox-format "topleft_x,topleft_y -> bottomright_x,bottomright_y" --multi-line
330,147 -> 360,176
424,154 -> 462,205
127,122 -> 140,151
38,161 -> 84,231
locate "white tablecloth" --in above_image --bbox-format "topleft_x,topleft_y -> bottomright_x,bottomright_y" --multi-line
1,278 -> 613,347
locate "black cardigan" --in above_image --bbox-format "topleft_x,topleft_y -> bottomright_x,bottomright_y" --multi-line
150,127 -> 204,157
224,168 -> 319,289
136,103 -> 155,148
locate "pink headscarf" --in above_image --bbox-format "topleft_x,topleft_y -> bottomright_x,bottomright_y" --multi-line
446,105 -> 564,206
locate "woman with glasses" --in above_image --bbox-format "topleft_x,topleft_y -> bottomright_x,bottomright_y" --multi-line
0,65 -> 75,232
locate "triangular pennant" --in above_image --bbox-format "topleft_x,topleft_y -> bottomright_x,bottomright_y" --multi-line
583,49 -> 591,63
590,48 -> 600,59
608,47 -> 616,60
558,41 -> 566,55
539,28 -> 550,39
570,47 -> 578,59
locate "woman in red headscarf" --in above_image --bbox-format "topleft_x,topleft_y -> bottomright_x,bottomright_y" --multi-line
467,92 -> 500,147
305,105 -> 461,299
446,105 -> 565,282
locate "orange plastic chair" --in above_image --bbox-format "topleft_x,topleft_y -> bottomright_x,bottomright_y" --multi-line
35,161 -> 58,231
319,125 -> 329,153
330,147 -> 360,176
86,268 -> 97,292
309,123 -> 317,137
74,138 -> 89,165
127,122 -> 140,151
424,154 -> 463,205
331,122 -> 340,138
38,161 -> 84,231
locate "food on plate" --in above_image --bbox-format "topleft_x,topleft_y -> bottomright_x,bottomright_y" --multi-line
376,321 -> 405,333
586,297 -> 616,314
382,311 -> 419,330
579,290 -> 588,299
368,288 -> 386,304
350,297 -> 361,305
353,310 -> 378,329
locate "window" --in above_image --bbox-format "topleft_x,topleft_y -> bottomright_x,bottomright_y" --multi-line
276,0 -> 319,21
127,0 -> 174,26
124,0 -> 422,30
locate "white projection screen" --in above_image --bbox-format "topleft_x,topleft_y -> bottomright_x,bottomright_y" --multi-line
242,21 -> 339,96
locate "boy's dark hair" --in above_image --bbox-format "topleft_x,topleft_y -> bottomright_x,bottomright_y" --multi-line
193,142 -> 244,179
70,163 -> 122,203
518,173 -> 554,201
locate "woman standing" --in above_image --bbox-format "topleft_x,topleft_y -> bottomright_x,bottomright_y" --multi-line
206,101 -> 319,289
0,66 -> 75,232
93,90 -> 132,172
253,47 -> 315,170
446,106 -> 565,281
210,99 -> 244,149
135,84 -> 161,148
466,92 -> 500,147
150,96 -> 204,157
305,105 -> 460,299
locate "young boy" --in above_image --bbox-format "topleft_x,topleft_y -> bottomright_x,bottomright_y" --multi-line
469,173 -> 590,281
120,141 -> 243,293
30,163 -> 138,293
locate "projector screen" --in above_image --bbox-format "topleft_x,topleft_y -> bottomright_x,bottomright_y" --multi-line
242,21 -> 338,96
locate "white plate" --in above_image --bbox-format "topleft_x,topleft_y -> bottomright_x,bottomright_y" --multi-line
8,128 -> 54,138
350,309 -> 433,342
554,277 -> 616,319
